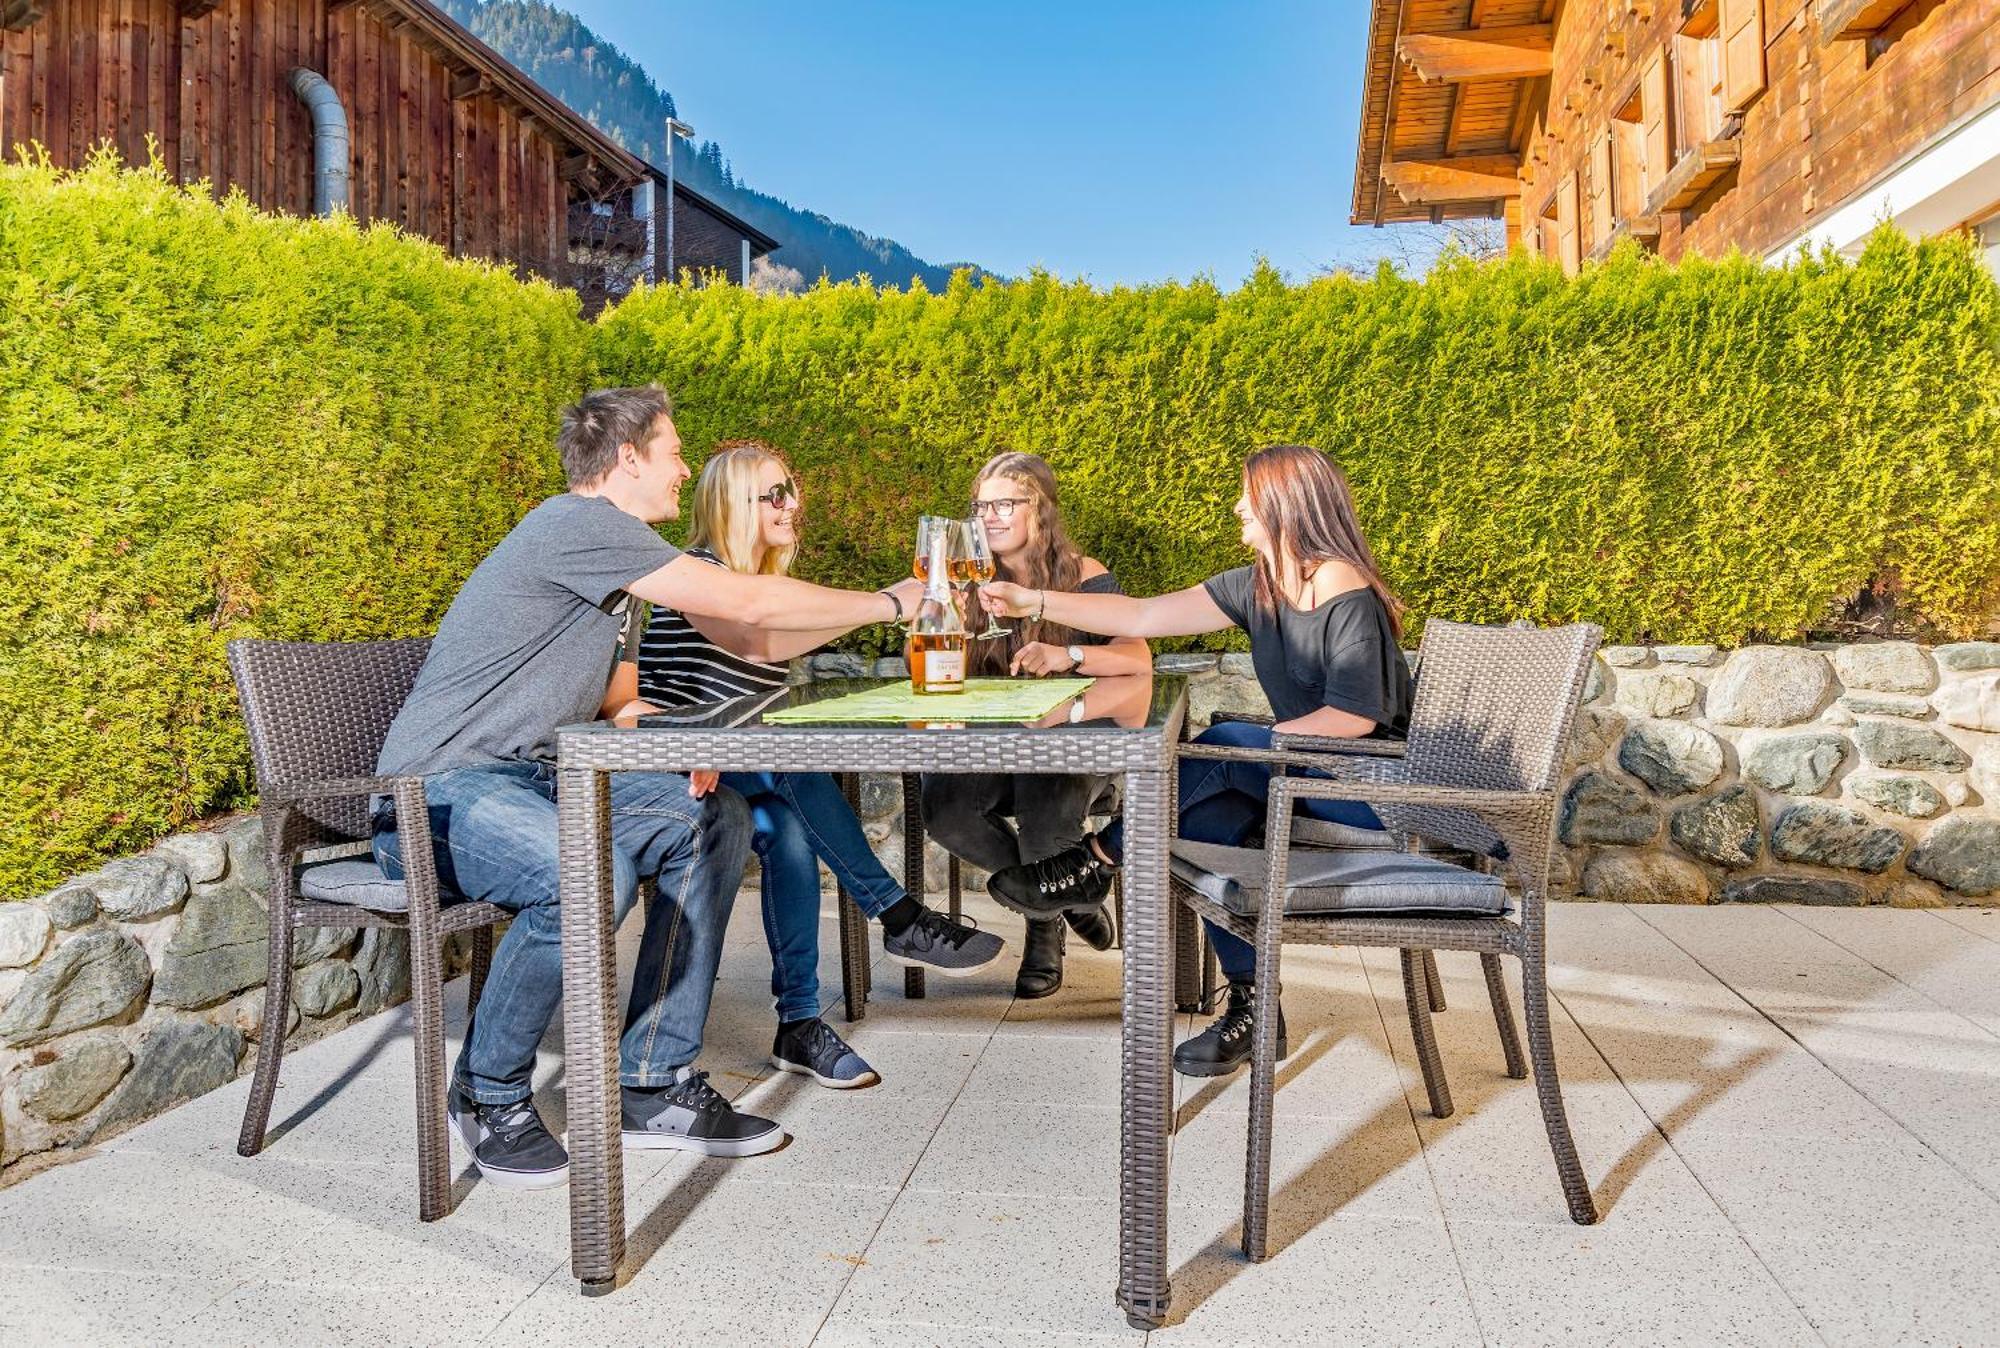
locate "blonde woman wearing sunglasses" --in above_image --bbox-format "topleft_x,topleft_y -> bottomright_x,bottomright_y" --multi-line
607,441 -> 1004,1089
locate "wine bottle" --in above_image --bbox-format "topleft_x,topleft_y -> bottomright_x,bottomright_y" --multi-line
907,530 -> 966,695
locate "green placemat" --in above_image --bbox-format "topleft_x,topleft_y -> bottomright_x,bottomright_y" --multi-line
764,677 -> 1094,724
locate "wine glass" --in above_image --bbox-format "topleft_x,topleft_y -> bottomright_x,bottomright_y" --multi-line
912,516 -> 950,588
964,514 -> 1011,640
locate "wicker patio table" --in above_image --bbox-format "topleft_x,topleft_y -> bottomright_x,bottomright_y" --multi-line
554,673 -> 1188,1325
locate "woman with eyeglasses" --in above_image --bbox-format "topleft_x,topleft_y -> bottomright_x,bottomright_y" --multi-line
974,444 -> 1412,1078
918,453 -> 1151,998
608,441 -> 1005,1090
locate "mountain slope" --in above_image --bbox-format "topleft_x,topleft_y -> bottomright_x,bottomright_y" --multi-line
438,0 -> 987,290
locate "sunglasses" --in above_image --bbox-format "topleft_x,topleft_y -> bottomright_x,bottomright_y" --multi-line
754,479 -> 798,508
969,497 -> 1030,519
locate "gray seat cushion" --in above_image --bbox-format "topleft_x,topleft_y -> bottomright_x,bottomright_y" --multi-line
297,858 -> 410,913
1171,839 -> 1509,917
1288,816 -> 1398,850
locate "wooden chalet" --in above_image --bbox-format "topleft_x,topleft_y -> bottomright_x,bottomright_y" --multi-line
1352,0 -> 2000,274
0,0 -> 782,300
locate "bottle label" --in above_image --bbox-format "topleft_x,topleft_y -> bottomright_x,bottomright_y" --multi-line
927,648 -> 964,687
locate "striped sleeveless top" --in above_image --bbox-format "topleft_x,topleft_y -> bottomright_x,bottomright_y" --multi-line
633,548 -> 791,707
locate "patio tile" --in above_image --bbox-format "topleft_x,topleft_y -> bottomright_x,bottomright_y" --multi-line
812,1321 -> 1131,1347
1929,905 -> 2000,947
699,1084 -> 959,1192
907,1100 -> 1122,1201
1168,1106 -> 1439,1226
1773,904 -> 2000,1037
0,1265 -> 239,1346
1742,1229 -> 2000,1348
1446,1217 -> 1819,1347
163,1277 -> 535,1347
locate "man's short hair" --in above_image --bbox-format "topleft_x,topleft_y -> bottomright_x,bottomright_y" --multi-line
557,385 -> 675,488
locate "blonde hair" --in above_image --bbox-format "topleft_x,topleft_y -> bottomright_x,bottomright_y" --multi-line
687,440 -> 797,575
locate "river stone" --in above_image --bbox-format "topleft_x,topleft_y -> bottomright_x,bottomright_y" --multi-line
1847,775 -> 1946,819
1743,733 -> 1849,795
39,883 -> 99,929
1933,675 -> 2000,733
152,832 -> 228,885
1600,646 -> 1654,668
1568,708 -> 1626,765
354,927 -> 412,1015
1935,642 -> 2000,672
1720,874 -> 1866,906
92,1020 -> 244,1138
1853,721 -> 1969,772
856,773 -> 901,821
88,856 -> 189,920
1617,721 -> 1724,796
1670,786 -> 1762,869
1582,657 -> 1609,704
1154,653 -> 1220,674
1770,802 -> 1906,873
1830,642 -> 1936,694
1838,694 -> 1930,719
1582,851 -> 1710,903
1558,772 -> 1658,846
1655,645 -> 1721,666
0,905 -> 53,968
150,888 -> 269,1010
1974,746 -> 2000,804
1615,673 -> 1699,719
16,1037 -> 133,1122
1906,818 -> 2000,898
295,960 -> 361,1018
0,931 -> 152,1046
808,652 -> 868,678
1707,647 -> 1833,727
1219,653 -> 1256,677
290,923 -> 359,968
1823,704 -> 1857,727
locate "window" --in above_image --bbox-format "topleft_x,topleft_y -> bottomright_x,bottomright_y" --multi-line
1641,51 -> 1673,195
1674,30 -> 1726,154
1589,132 -> 1616,251
1555,173 -> 1581,273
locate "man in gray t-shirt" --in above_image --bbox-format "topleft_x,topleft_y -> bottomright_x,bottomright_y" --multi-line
372,385 -> 923,1190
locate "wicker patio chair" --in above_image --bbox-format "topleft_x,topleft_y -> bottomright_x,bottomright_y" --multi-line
1168,620 -> 1603,1258
228,637 -> 507,1222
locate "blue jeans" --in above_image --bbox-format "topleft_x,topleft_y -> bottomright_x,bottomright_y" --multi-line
372,761 -> 753,1105
723,771 -> 904,1025
1101,721 -> 1385,984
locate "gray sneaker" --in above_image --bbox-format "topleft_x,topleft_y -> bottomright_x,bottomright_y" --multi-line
883,908 -> 1004,977
621,1069 -> 785,1157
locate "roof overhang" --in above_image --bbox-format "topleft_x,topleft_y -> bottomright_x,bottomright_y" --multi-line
641,166 -> 783,254
1350,0 -> 1553,226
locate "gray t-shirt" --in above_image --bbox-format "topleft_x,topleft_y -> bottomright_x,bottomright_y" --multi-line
377,494 -> 680,777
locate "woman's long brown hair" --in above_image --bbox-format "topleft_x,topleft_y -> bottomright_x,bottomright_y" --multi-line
1244,444 -> 1403,638
968,452 -> 1086,675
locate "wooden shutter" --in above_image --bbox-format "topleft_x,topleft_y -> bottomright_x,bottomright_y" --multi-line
1556,173 -> 1580,274
1719,0 -> 1766,111
1642,50 -> 1672,193
1590,132 -> 1615,247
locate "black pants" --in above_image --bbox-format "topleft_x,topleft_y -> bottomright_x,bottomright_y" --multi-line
918,772 -> 1109,874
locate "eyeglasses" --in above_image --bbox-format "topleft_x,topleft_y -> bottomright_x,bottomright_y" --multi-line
754,479 -> 798,508
969,498 -> 1029,520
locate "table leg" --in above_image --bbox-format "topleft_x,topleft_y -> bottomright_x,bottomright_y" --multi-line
1118,763 -> 1173,1329
837,774 -> 868,1022
559,766 -> 625,1294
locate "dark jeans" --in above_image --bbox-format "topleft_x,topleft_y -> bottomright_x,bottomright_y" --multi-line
723,770 -> 904,1025
372,760 -> 753,1105
918,771 -> 1108,875
1099,720 -> 1384,984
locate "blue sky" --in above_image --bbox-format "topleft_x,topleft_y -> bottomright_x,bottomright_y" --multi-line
557,0 -> 1396,287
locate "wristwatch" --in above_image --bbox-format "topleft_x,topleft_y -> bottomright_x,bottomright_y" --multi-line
1066,644 -> 1086,672
1067,697 -> 1089,723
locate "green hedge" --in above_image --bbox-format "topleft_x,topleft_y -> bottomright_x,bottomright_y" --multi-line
5,159 -> 1998,895
598,233 -> 2000,656
0,157 -> 589,892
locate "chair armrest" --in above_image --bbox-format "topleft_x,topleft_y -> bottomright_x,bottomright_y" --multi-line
264,774 -> 408,806
1271,732 -> 1406,758
1209,709 -> 1275,728
1176,741 -> 1406,783
1278,777 -> 1552,886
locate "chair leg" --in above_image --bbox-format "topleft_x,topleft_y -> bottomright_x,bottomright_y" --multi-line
468,926 -> 493,1011
836,774 -> 869,1021
408,913 -> 452,1223
948,855 -> 963,922
1482,952 -> 1528,1080
1113,873 -> 1125,950
1242,963 -> 1284,1262
237,909 -> 298,1158
1202,938 -> 1220,1009
1172,898 -> 1203,1012
901,774 -> 927,1000
1422,949 -> 1447,1012
1521,955 -> 1598,1225
1401,950 -> 1454,1120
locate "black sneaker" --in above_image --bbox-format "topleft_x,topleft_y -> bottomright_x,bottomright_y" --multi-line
773,1018 -> 879,1090
1065,902 -> 1117,952
987,844 -> 1115,917
1172,981 -> 1289,1079
448,1085 -> 569,1190
622,1069 -> 786,1157
882,908 -> 1004,977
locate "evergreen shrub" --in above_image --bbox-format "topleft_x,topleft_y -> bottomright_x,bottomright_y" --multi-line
0,157 -> 589,891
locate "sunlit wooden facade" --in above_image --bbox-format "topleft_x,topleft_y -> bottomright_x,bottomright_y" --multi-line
1353,0 -> 2000,273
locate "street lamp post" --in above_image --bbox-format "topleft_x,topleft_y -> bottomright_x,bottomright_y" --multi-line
664,116 -> 695,284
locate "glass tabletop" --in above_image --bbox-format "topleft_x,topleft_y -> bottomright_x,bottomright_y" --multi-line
601,672 -> 1185,736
